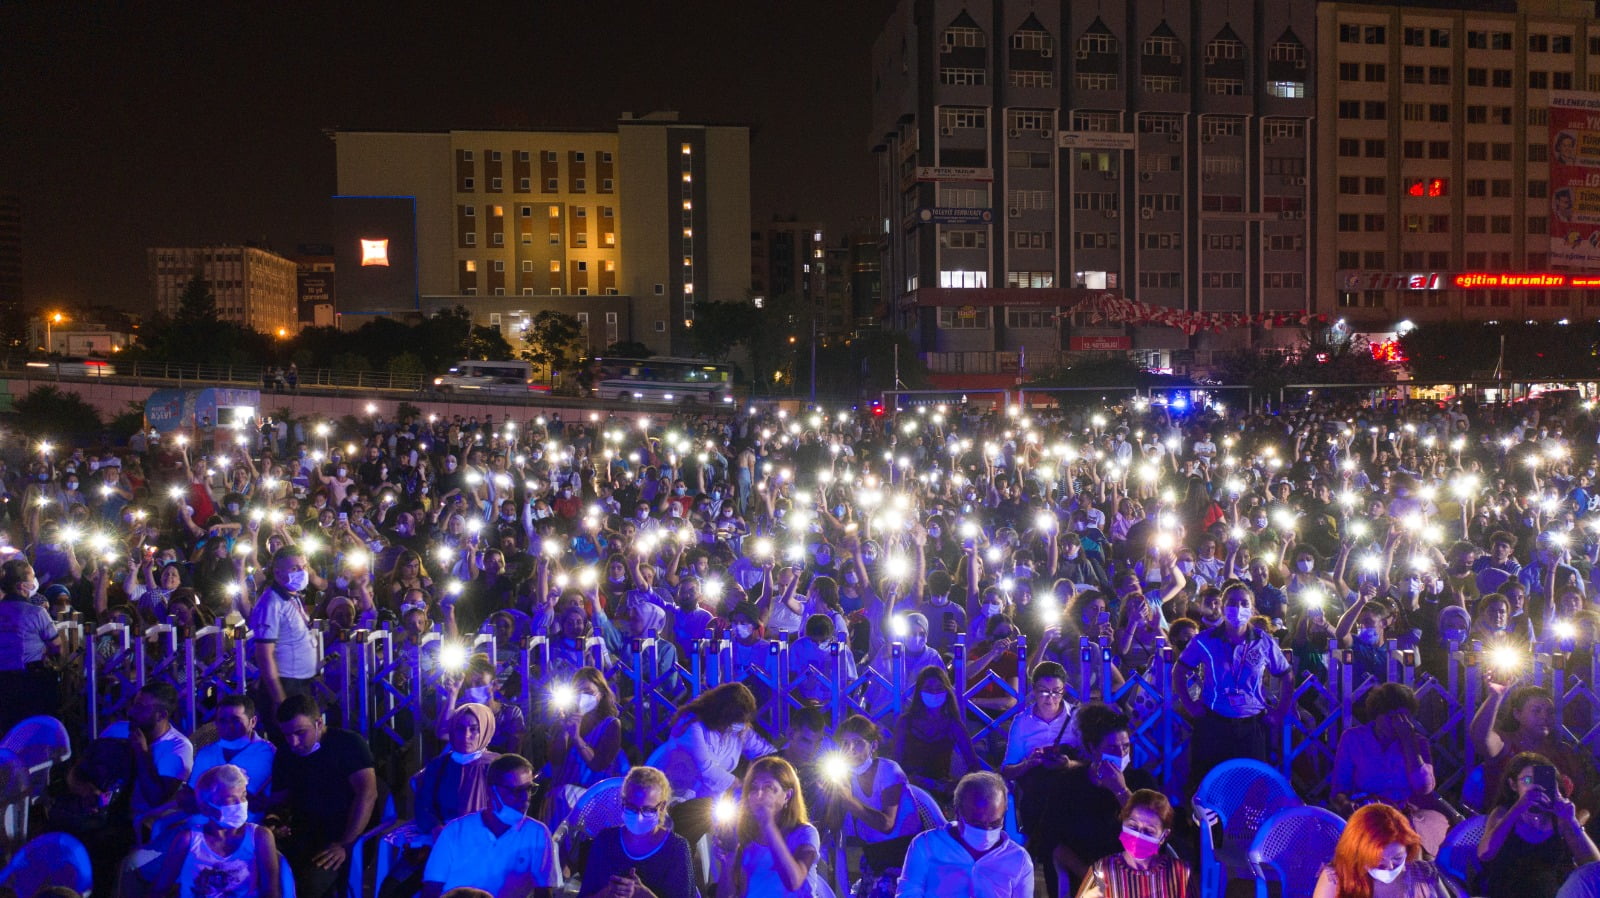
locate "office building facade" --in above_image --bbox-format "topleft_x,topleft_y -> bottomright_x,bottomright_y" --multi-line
872,0 -> 1316,383
332,113 -> 751,356
1316,0 -> 1600,325
147,245 -> 299,336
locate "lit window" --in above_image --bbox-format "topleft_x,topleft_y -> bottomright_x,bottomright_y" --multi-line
548,207 -> 560,218
491,205 -> 504,216
682,200 -> 693,210
359,239 -> 390,267
682,173 -> 692,182
464,260 -> 477,272
604,260 -> 615,272
684,282 -> 695,293
683,228 -> 693,238
681,143 -> 692,154
550,261 -> 561,272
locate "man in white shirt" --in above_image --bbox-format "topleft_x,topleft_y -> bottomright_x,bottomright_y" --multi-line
106,682 -> 194,818
897,772 -> 1032,898
188,695 -> 274,814
422,754 -> 561,898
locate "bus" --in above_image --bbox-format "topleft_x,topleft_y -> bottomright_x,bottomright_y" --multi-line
433,360 -> 551,396
588,357 -> 735,405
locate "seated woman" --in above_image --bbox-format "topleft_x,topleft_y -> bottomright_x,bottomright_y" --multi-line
646,682 -> 777,851
965,611 -> 1022,714
892,667 -> 985,806
381,702 -> 500,897
1331,683 -> 1459,853
540,666 -> 625,827
720,755 -> 827,898
578,766 -> 696,898
824,714 -> 920,881
1472,684 -> 1600,824
149,763 -> 281,898
1027,702 -> 1159,896
1311,803 -> 1452,898
1476,752 -> 1600,898
1076,790 -> 1191,898
437,653 -> 527,756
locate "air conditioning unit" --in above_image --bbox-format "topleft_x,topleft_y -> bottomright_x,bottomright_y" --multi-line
1042,47 -> 1053,57
1008,128 -> 1021,137
1009,208 -> 1022,217
1140,172 -> 1154,182
1282,211 -> 1295,220
1168,134 -> 1182,143
1040,130 -> 1053,139
1265,136 -> 1276,144
1141,208 -> 1154,220
1295,176 -> 1307,186
1282,177 -> 1293,186
1203,135 -> 1215,143
1106,209 -> 1119,219
1203,173 -> 1214,181
1293,210 -> 1305,219
1170,55 -> 1182,64
941,127 -> 954,135
1103,170 -> 1116,179
1296,58 -> 1307,69
1076,50 -> 1089,59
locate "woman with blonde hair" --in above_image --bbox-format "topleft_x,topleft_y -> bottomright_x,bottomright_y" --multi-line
1311,804 -> 1451,898
721,755 -> 826,898
150,763 -> 280,898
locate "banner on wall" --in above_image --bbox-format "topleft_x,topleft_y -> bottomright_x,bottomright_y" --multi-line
1058,293 -> 1325,335
1550,93 -> 1600,270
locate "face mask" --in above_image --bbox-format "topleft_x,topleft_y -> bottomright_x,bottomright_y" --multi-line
576,693 -> 599,715
712,490 -> 723,500
622,809 -> 659,835
1103,752 -> 1131,772
1177,561 -> 1194,576
984,602 -> 1003,616
1441,627 -> 1467,644
1224,607 -> 1251,626
1406,578 -> 1422,595
450,749 -> 485,765
920,691 -> 947,709
209,799 -> 249,829
337,468 -> 348,478
281,570 -> 310,593
463,685 -> 492,704
493,790 -> 526,825
501,513 -> 515,522
844,572 -> 859,586
66,481 -> 78,491
733,623 -> 754,640
1356,627 -> 1381,645
1119,826 -> 1163,860
961,823 -> 1003,850
1295,560 -> 1313,574
928,527 -> 941,539
17,582 -> 36,600
1368,862 -> 1406,885
216,735 -> 252,752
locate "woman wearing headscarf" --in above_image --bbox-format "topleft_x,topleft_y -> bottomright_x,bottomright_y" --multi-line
378,702 -> 499,898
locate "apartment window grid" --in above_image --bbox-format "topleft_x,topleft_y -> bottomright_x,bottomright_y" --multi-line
1269,41 -> 1306,65
944,25 -> 986,49
1078,32 -> 1117,55
1264,120 -> 1305,140
1143,75 -> 1182,93
938,107 -> 989,131
1267,82 -> 1305,99
1206,38 -> 1245,60
1077,72 -> 1119,91
941,67 -> 987,86
1013,29 -> 1052,53
1139,114 -> 1182,134
1009,110 -> 1051,132
1010,70 -> 1053,88
1005,271 -> 1055,288
1072,112 -> 1120,131
1205,78 -> 1245,96
937,306 -> 990,327
1144,232 -> 1184,250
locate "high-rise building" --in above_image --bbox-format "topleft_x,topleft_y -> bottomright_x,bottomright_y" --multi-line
331,112 -> 751,356
848,231 -> 885,328
750,218 -> 828,311
0,195 -> 20,315
293,244 -> 336,329
1315,0 -> 1600,326
872,0 -> 1316,384
147,245 -> 300,336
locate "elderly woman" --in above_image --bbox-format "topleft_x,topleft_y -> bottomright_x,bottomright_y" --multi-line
578,766 -> 697,898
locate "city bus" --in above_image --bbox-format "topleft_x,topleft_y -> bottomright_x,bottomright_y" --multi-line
589,357 -> 735,405
433,360 -> 550,396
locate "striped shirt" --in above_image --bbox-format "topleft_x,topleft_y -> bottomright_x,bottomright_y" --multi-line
1079,853 -> 1191,898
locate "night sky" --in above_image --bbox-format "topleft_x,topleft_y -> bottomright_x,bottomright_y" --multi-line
0,0 -> 897,312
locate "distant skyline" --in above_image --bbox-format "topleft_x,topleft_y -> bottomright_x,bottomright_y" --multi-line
0,0 -> 896,311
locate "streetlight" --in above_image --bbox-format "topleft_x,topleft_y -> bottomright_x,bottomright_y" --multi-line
44,312 -> 65,354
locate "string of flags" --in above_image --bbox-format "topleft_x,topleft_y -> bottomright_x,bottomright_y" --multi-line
1060,292 -> 1329,335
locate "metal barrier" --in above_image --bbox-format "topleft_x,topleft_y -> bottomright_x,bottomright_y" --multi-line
67,620 -> 1600,816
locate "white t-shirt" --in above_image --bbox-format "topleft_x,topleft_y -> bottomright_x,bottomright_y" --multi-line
100,722 -> 194,816
845,757 -> 920,844
422,812 -> 562,897
190,737 -> 275,804
738,823 -> 824,898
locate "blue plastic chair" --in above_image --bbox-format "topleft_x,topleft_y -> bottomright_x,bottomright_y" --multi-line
1248,805 -> 1345,898
1435,814 -> 1487,888
1193,759 -> 1303,898
0,831 -> 92,896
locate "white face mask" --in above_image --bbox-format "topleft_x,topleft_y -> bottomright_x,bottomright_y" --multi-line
576,693 -> 599,715
463,685 -> 492,705
1224,607 -> 1251,626
493,789 -> 526,825
961,822 -> 1003,850
920,691 -> 947,709
450,749 -> 484,765
1295,560 -> 1313,574
1103,752 -> 1131,772
209,799 -> 248,829
1368,861 -> 1406,884
216,735 -> 252,752
733,623 -> 754,640
622,809 -> 659,835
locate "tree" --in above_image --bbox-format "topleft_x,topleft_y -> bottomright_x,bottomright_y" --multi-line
602,341 -> 654,358
521,311 -> 584,380
175,276 -> 218,324
467,325 -> 513,361
387,352 -> 427,377
12,386 -> 102,441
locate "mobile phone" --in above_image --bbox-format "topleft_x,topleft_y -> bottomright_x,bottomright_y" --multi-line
943,611 -> 957,631
338,512 -> 348,523
1096,611 -> 1111,627
1532,764 -> 1558,796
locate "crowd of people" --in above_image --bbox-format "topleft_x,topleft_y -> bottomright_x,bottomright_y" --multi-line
1,390 -> 1600,897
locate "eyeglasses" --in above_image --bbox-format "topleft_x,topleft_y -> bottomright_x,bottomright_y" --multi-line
1035,688 -> 1065,698
622,802 -> 662,815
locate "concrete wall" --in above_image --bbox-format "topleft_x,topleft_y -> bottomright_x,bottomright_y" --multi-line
0,377 -> 651,427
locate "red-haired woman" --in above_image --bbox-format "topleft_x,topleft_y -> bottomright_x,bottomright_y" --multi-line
1311,804 -> 1451,898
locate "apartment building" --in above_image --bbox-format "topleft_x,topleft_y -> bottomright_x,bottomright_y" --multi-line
871,0 -> 1316,383
1316,0 -> 1600,325
147,245 -> 299,336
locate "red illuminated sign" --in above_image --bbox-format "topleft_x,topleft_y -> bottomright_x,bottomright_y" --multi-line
1370,339 -> 1407,363
1337,270 -> 1600,291
1405,178 -> 1448,197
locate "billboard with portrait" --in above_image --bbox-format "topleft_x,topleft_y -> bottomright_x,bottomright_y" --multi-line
1550,93 -> 1600,270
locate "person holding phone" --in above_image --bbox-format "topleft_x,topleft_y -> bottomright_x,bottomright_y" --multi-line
1478,752 -> 1600,898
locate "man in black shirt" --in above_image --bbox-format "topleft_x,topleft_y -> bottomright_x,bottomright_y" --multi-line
267,695 -> 378,898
